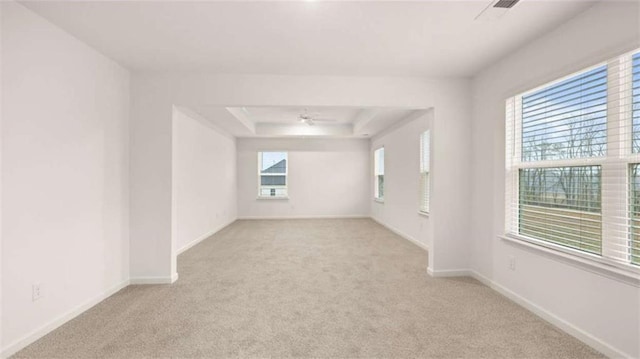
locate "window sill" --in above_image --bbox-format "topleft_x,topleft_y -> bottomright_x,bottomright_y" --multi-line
418,211 -> 430,217
499,234 -> 640,287
256,196 -> 289,200
373,198 -> 384,204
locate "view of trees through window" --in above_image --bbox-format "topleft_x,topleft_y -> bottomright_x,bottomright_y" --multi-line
519,166 -> 602,254
518,65 -> 606,254
521,66 -> 607,162
508,50 -> 640,267
630,165 -> 640,265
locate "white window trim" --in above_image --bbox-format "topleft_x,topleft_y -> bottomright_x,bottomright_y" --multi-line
257,151 -> 288,199
256,196 -> 290,200
504,50 -> 640,278
374,146 -> 385,201
420,130 -> 431,214
500,234 -> 640,287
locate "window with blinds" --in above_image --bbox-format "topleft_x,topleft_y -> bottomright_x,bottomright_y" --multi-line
420,131 -> 430,213
258,152 -> 288,198
630,52 -> 640,265
505,49 -> 640,271
374,147 -> 385,200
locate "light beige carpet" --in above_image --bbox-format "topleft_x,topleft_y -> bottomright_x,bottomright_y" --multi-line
14,219 -> 603,358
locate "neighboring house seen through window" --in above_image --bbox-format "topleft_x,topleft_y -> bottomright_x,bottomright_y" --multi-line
258,152 -> 288,198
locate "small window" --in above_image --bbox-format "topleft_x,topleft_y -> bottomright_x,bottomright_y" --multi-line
258,152 -> 288,198
374,147 -> 385,201
420,131 -> 430,213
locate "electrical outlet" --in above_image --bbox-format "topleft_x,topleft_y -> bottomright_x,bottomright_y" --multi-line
32,283 -> 43,301
508,256 -> 516,271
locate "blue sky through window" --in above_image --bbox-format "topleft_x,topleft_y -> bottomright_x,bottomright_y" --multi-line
375,148 -> 384,174
521,65 -> 607,161
260,152 -> 287,172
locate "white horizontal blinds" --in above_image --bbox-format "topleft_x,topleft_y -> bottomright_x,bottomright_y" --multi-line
631,52 -> 640,153
630,52 -> 640,265
601,53 -> 631,264
259,151 -> 288,197
374,148 -> 384,199
630,164 -> 640,265
518,65 -> 606,254
420,131 -> 430,213
505,97 -> 517,235
506,49 -> 640,268
521,65 -> 608,162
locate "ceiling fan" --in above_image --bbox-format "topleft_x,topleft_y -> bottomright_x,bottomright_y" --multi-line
298,108 -> 337,126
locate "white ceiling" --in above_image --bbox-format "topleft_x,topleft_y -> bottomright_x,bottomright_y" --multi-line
187,106 -> 421,138
236,106 -> 362,125
18,0 -> 604,138
20,0 -> 599,77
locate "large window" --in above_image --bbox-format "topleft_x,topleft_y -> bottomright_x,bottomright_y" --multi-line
630,52 -> 640,265
258,152 -> 287,198
420,131 -> 430,213
505,50 -> 640,271
632,52 -> 640,153
374,147 -> 385,201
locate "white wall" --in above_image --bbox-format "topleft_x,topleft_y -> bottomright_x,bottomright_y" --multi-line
1,2 -> 130,354
0,2 -> 4,350
470,1 -> 640,357
172,108 -> 237,253
130,74 -> 471,280
237,138 -> 369,218
371,111 -> 432,249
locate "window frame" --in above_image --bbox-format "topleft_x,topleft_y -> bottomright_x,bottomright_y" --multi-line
374,146 -> 385,202
257,151 -> 289,199
504,50 -> 640,278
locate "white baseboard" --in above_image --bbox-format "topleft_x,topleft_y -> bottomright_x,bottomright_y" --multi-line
427,268 -> 471,277
425,268 -> 628,357
370,217 -> 428,251
177,218 -> 236,255
130,274 -> 178,285
466,270 -> 493,286
464,270 -> 629,359
1,278 -> 130,359
238,215 -> 370,220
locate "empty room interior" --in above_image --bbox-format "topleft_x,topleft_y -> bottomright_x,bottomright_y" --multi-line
1,0 -> 640,358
